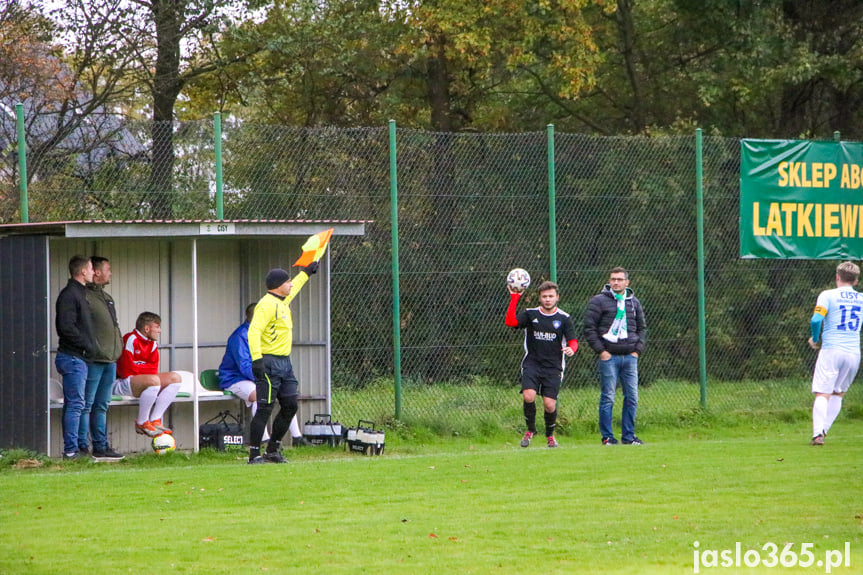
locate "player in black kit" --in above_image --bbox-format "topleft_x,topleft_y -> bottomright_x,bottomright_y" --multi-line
505,280 -> 578,448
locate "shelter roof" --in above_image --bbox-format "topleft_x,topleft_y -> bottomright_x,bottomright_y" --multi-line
0,219 -> 368,238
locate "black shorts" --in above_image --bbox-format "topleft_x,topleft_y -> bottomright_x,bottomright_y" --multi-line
256,354 -> 299,406
521,363 -> 563,400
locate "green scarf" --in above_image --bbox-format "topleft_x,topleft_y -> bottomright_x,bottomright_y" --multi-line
602,292 -> 628,343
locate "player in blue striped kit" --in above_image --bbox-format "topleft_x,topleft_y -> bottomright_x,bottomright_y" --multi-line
808,261 -> 862,445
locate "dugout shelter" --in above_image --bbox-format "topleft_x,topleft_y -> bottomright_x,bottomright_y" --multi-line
0,219 -> 365,456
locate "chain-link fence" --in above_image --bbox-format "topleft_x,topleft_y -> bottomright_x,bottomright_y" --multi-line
2,118 -> 854,434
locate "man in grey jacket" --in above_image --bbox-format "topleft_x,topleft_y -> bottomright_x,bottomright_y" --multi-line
583,267 -> 647,446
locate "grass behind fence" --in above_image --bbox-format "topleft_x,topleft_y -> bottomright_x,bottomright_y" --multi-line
1,421 -> 860,574
332,378 -> 863,440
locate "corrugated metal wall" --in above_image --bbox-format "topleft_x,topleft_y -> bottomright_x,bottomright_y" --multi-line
0,235 -> 50,453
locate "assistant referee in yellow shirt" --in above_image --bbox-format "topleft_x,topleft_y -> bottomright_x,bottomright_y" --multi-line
246,261 -> 318,464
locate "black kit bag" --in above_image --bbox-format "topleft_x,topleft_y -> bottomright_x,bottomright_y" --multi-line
199,411 -> 244,450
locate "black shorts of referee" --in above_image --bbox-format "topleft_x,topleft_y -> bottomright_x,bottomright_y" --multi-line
256,354 -> 299,406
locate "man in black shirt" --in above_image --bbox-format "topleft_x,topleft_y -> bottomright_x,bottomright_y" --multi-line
55,255 -> 97,460
505,280 -> 578,448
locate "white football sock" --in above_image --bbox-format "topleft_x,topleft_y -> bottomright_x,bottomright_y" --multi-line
290,415 -> 302,438
812,395 -> 828,437
137,386 -> 159,424
823,395 -> 843,434
150,383 -> 181,421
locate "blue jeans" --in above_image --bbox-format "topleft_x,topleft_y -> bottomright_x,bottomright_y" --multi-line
81,362 -> 116,452
56,353 -> 87,454
598,354 -> 639,442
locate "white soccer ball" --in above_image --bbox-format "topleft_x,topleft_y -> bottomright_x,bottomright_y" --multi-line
152,433 -> 176,455
507,268 -> 531,292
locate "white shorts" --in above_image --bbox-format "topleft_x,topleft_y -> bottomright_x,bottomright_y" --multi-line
812,348 -> 860,394
112,377 -> 132,397
226,380 -> 256,407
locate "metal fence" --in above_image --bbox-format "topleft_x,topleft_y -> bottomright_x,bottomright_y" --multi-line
2,118 -> 851,433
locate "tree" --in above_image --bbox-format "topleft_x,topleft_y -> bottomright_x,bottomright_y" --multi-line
0,0 -> 144,221
558,0 -> 863,138
389,0 -> 605,131
0,2 -> 61,106
185,0 -> 411,127
49,0 -> 261,218
195,0 -> 607,132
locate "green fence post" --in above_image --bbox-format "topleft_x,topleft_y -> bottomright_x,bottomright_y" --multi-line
696,128 -> 707,408
214,111 -> 224,219
389,120 -> 402,420
16,103 -> 28,223
547,124 -> 557,282
834,131 -> 841,142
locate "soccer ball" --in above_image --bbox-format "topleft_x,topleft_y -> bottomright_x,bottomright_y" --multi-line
507,268 -> 531,292
152,433 -> 176,455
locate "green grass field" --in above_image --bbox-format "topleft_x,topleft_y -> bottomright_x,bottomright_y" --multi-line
1,419 -> 860,574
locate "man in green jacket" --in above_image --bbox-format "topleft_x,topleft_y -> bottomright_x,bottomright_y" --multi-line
82,256 -> 125,461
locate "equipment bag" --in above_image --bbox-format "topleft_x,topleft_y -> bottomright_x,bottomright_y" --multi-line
199,411 -> 244,451
345,419 -> 385,456
303,413 -> 343,446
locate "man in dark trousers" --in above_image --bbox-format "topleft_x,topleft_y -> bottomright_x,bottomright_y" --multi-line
218,303 -> 309,446
246,261 -> 319,464
55,255 -> 97,460
584,267 -> 647,446
505,280 -> 578,448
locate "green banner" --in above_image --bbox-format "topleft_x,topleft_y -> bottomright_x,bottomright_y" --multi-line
740,139 -> 863,259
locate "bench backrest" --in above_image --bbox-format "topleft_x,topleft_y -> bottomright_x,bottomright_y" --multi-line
199,369 -> 221,391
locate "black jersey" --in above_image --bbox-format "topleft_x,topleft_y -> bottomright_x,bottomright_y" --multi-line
513,307 -> 577,371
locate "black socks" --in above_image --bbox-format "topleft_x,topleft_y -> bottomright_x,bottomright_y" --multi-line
544,409 -> 557,437
523,401 -> 537,433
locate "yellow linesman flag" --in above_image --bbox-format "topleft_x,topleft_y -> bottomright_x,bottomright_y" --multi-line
293,228 -> 334,267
